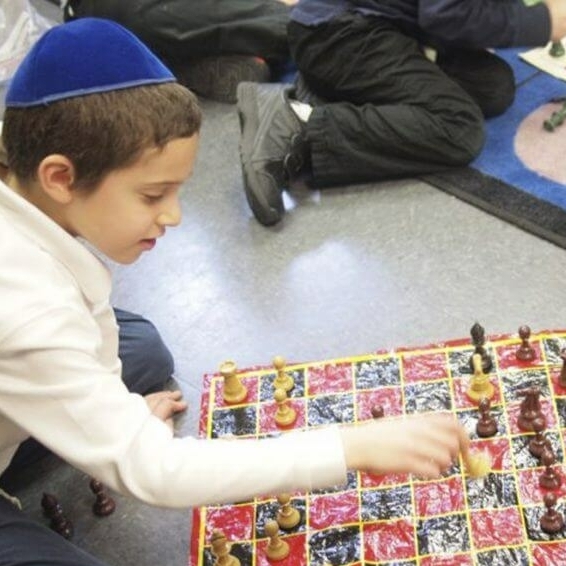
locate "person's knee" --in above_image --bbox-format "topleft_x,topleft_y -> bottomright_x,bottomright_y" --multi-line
438,48 -> 516,119
115,309 -> 175,395
481,72 -> 515,118
456,117 -> 485,164
133,320 -> 175,392
442,103 -> 486,166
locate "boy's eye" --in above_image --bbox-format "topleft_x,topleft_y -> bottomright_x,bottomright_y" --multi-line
143,194 -> 163,203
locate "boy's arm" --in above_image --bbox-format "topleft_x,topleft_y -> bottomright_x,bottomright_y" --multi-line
418,0 -> 551,48
0,306 -> 347,507
0,308 -> 469,508
340,412 -> 469,478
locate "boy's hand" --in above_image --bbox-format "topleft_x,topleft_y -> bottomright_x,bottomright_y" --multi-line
340,412 -> 470,479
144,390 -> 187,431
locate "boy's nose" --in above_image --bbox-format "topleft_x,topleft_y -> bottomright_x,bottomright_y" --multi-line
157,200 -> 182,227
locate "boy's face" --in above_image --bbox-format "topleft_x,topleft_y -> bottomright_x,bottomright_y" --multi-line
66,135 -> 198,264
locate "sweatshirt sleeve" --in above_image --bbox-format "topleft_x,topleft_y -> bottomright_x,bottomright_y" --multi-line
418,0 -> 551,48
0,307 -> 347,508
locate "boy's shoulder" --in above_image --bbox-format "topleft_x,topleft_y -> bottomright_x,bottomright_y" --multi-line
0,197 -> 100,342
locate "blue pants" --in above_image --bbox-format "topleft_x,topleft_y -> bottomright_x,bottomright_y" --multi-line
0,309 -> 174,566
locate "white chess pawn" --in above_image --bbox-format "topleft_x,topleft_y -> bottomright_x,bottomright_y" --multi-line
274,388 -> 296,427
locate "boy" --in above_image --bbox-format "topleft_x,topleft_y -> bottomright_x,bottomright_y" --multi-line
0,18 -> 470,565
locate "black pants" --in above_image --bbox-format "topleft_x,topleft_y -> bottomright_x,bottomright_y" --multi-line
0,309 -> 174,566
65,0 -> 292,64
288,13 -> 515,187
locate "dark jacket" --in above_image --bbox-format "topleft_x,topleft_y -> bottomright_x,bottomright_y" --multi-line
291,0 -> 551,48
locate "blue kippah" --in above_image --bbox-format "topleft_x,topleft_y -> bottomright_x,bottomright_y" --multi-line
5,18 -> 175,107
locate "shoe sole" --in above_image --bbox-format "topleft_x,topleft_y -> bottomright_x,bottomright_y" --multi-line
237,82 -> 284,226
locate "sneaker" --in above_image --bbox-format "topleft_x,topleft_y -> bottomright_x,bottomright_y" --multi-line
173,55 -> 270,104
236,82 -> 307,226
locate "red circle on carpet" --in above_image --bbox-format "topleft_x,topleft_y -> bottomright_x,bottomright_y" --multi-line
514,102 -> 566,185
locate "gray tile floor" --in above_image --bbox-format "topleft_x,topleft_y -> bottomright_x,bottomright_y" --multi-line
6,2 -> 566,565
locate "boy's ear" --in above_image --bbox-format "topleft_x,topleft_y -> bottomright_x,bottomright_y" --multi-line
37,155 -> 77,204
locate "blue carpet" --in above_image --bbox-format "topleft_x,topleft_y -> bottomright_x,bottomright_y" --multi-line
424,48 -> 566,248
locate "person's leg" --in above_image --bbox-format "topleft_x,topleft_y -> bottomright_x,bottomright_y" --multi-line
64,0 -> 291,62
0,309 -> 174,483
114,308 -> 175,395
435,47 -> 516,118
0,497 -> 109,566
236,13 -> 486,225
63,0 -> 291,102
288,13 -> 485,186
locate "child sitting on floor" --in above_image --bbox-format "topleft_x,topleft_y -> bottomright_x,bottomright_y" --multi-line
0,18 -> 470,566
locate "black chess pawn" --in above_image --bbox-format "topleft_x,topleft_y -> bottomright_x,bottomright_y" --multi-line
41,492 -> 59,517
529,416 -> 548,459
476,397 -> 498,438
559,348 -> 566,389
517,387 -> 545,432
539,448 -> 563,490
371,405 -> 384,419
89,479 -> 116,517
516,325 -> 536,362
469,322 -> 493,373
41,493 -> 73,539
540,492 -> 564,534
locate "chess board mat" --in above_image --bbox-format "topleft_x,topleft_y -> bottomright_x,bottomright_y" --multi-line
423,47 -> 566,250
190,329 -> 566,566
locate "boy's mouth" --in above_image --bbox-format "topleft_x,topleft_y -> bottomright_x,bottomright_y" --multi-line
139,238 -> 157,250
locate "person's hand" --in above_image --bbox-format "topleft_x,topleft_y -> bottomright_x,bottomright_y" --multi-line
340,412 -> 470,479
545,0 -> 566,42
144,390 -> 187,431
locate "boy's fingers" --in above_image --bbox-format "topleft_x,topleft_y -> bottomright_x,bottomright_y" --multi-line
154,401 -> 184,421
147,396 -> 187,423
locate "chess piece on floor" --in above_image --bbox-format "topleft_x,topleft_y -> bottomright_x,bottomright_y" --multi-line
220,360 -> 247,405
274,388 -> 296,427
540,492 -> 564,534
276,493 -> 301,530
371,405 -> 385,419
529,417 -> 548,459
210,529 -> 240,566
467,353 -> 494,402
550,41 -> 565,58
559,348 -> 566,389
41,493 -> 73,539
264,519 -> 290,561
476,397 -> 498,438
273,356 -> 294,392
41,492 -> 59,517
539,448 -> 562,490
518,387 -> 545,432
90,478 -> 116,517
469,322 -> 493,373
516,325 -> 536,362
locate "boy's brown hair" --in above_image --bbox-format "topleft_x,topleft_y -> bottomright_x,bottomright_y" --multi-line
3,82 -> 201,190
